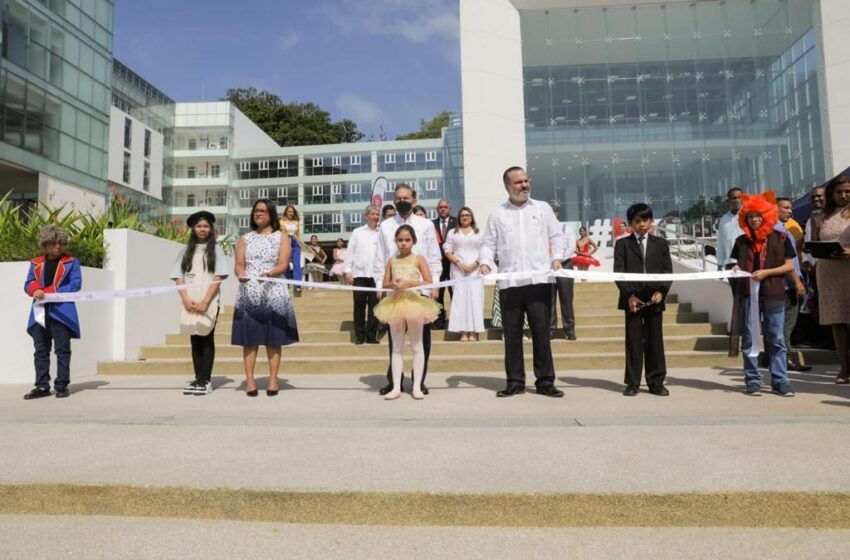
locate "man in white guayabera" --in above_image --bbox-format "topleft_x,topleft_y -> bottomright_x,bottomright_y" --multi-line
479,166 -> 566,398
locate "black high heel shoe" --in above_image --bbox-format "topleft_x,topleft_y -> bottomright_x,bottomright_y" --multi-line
246,389 -> 258,397
266,388 -> 279,397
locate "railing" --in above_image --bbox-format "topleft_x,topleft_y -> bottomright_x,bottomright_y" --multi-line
655,223 -> 719,272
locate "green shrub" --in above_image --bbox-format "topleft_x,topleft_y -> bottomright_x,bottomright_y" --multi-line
0,192 -> 218,268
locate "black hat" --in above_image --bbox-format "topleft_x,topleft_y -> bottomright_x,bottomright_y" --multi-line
186,211 -> 216,227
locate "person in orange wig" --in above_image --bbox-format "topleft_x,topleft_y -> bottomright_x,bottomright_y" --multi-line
730,191 -> 796,397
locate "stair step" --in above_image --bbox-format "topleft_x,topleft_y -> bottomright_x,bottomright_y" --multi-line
139,335 -> 729,359
164,323 -> 728,345
98,350 -> 745,375
211,310 -> 707,331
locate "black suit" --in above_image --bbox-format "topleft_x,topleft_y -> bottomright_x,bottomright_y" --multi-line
614,234 -> 673,390
433,215 -> 457,325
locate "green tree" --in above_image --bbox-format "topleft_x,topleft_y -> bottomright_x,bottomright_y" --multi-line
396,110 -> 452,140
224,87 -> 364,146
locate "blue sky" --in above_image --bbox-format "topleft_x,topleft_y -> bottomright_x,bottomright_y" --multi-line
114,0 -> 461,140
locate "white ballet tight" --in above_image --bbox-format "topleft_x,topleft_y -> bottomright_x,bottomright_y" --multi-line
388,319 -> 425,398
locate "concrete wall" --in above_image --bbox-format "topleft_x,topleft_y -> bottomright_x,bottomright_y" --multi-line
1,230 -> 236,385
460,0 -> 527,222
817,0 -> 850,176
669,260 -> 733,328
233,108 -> 281,151
39,174 -> 106,215
0,262 -> 114,385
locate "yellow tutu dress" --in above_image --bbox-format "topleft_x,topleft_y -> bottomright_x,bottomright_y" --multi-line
374,256 -> 442,324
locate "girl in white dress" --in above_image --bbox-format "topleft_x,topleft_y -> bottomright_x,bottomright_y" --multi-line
444,207 -> 485,341
170,211 -> 229,395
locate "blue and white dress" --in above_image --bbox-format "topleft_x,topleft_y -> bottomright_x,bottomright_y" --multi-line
231,231 -> 299,347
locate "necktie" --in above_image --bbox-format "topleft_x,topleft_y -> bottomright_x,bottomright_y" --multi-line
638,236 -> 646,273
441,220 -> 447,240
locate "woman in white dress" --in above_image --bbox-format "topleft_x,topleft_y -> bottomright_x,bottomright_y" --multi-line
444,207 -> 485,341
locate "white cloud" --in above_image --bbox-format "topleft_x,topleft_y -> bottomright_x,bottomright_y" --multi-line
276,28 -> 299,51
337,93 -> 388,126
318,0 -> 458,56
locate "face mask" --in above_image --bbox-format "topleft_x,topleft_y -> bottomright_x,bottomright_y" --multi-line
395,200 -> 412,215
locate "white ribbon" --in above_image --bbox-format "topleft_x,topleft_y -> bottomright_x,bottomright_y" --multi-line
28,270 -> 753,320
33,282 -> 221,327
747,279 -> 762,358
250,269 -> 751,293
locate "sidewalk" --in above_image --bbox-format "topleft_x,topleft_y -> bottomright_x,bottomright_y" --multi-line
1,367 -> 849,495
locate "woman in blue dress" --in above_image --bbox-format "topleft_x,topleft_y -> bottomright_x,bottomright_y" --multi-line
232,199 -> 299,397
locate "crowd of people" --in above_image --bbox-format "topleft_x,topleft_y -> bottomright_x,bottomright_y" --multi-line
19,166 -> 850,402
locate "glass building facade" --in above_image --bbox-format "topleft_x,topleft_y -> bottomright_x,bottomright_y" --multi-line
0,0 -> 113,195
520,0 -> 828,224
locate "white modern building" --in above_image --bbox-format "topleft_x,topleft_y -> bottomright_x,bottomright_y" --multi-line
460,0 -> 850,225
170,102 -> 464,242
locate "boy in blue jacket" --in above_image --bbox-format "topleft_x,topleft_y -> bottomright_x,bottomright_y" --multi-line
23,226 -> 82,399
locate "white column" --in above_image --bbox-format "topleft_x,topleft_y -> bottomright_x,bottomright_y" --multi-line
460,0 -> 527,222
818,0 -> 850,175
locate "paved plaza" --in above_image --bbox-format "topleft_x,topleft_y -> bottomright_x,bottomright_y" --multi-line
1,367 -> 849,558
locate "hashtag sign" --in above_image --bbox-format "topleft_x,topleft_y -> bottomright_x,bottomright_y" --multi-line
589,219 -> 613,247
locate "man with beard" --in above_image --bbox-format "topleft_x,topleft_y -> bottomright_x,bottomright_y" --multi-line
479,166 -> 566,398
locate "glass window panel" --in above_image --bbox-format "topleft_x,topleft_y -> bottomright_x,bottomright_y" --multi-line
79,44 -> 95,77
64,33 -> 80,65
62,64 -> 79,96
25,117 -> 43,154
59,132 -> 75,166
78,73 -> 93,105
4,109 -> 25,147
28,41 -> 48,79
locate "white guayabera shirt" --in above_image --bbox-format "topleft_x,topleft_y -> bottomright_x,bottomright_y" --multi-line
479,197 -> 565,289
344,224 -> 380,279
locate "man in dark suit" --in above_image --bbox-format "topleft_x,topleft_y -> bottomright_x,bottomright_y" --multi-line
614,203 -> 673,397
432,198 -> 457,329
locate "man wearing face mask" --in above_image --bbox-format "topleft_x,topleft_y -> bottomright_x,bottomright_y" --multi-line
716,187 -> 745,270
373,184 -> 442,395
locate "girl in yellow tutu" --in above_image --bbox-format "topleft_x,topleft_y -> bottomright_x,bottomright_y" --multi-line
374,225 -> 442,400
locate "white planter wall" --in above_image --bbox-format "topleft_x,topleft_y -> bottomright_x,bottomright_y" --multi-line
1,230 -> 235,385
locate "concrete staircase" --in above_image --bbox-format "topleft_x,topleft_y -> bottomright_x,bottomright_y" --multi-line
96,283 -> 762,376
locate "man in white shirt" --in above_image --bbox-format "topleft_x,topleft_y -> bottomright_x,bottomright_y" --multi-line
549,203 -> 578,340
373,184 -> 442,395
715,187 -> 744,269
480,166 -> 566,398
344,205 -> 381,345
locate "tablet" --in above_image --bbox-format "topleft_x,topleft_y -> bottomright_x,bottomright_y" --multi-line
804,241 -> 845,259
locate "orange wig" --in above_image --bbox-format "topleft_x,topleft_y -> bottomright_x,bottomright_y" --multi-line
737,190 -> 778,252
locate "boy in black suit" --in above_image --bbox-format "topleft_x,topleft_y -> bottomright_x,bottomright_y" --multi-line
614,203 -> 673,396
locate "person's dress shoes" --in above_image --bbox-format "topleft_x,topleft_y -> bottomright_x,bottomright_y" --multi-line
648,386 -> 670,396
496,386 -> 526,397
536,385 -> 564,398
786,361 -> 812,372
622,386 -> 639,396
566,333 -> 577,341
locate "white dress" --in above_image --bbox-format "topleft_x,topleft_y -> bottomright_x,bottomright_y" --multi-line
444,229 -> 485,333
